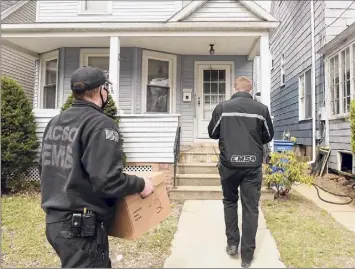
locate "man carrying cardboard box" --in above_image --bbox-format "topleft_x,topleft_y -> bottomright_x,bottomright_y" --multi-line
39,66 -> 154,268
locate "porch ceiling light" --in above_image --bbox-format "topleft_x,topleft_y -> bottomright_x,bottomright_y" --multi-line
209,44 -> 215,55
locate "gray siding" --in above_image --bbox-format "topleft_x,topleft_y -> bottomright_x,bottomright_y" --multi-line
324,1 -> 355,44
37,1 -> 183,22
328,119 -> 352,171
1,45 -> 36,101
179,55 -> 253,144
184,0 -> 261,22
120,48 -> 135,114
59,47 -> 135,114
1,1 -> 18,12
61,48 -> 80,105
270,0 -> 325,146
2,0 -> 36,24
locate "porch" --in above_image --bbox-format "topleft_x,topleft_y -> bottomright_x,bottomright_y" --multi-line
2,32 -> 272,145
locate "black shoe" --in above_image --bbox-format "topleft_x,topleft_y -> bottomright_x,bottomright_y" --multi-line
226,245 -> 238,256
241,260 -> 252,268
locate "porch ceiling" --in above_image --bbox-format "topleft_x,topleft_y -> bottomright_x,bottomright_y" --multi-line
3,36 -> 260,55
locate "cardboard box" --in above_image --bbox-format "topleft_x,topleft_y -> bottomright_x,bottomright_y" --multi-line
108,172 -> 172,240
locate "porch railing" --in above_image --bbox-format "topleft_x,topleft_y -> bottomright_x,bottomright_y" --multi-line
173,121 -> 181,188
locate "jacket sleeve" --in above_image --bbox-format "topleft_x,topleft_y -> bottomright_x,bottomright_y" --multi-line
262,107 -> 274,144
81,128 -> 145,199
208,104 -> 223,140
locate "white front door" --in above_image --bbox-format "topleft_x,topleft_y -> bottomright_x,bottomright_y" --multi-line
196,64 -> 232,139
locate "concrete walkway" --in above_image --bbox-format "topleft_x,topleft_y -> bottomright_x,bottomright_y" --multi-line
294,184 -> 355,233
164,200 -> 285,268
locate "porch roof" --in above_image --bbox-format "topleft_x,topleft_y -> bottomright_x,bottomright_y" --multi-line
1,35 -> 262,56
1,22 -> 270,56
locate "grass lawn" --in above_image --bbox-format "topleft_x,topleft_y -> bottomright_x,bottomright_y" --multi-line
261,191 -> 355,268
1,193 -> 183,268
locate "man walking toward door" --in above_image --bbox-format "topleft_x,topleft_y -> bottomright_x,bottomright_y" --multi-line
207,76 -> 274,268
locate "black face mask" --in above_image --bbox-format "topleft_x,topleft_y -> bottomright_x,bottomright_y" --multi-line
100,87 -> 109,110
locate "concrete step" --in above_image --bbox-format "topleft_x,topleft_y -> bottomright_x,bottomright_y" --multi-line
177,163 -> 218,174
179,152 -> 219,163
177,173 -> 220,186
169,186 -> 273,201
169,186 -> 223,200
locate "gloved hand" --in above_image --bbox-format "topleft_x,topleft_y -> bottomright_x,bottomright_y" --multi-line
140,177 -> 154,198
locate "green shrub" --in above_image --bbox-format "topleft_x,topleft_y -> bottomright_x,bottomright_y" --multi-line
350,100 -> 355,155
265,150 -> 314,199
1,76 -> 39,194
61,93 -> 126,165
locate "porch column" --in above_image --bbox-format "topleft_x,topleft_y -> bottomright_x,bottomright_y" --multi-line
259,35 -> 271,111
109,36 -> 120,112
259,35 -> 274,151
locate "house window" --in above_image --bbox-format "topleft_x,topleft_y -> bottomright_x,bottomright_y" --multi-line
87,56 -> 109,73
280,53 -> 285,86
342,47 -> 351,113
142,51 -> 176,114
299,69 -> 312,120
80,48 -> 110,75
329,54 -> 340,115
40,51 -> 58,109
146,59 -> 170,113
79,0 -> 112,14
327,41 -> 355,118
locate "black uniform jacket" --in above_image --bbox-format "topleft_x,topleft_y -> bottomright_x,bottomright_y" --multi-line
208,91 -> 274,169
39,100 -> 145,223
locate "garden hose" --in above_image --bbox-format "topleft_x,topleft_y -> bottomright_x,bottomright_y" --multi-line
311,183 -> 354,205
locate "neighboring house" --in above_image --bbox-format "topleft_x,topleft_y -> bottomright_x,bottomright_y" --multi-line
0,0 -> 37,101
1,0 -> 278,187
270,1 -> 355,174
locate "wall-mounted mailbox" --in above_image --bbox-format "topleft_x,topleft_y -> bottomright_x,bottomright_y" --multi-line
182,89 -> 192,103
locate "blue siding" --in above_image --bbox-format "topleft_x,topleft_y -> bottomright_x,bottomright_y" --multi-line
60,47 -> 135,114
270,0 -> 325,146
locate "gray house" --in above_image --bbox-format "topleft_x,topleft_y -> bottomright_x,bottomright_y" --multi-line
1,0 -> 37,101
270,0 -> 354,174
1,0 -> 278,197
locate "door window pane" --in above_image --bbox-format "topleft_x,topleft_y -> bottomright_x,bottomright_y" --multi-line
202,69 -> 227,120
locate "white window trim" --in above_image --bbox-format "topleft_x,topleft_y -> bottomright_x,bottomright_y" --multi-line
298,68 -> 312,121
280,53 -> 285,87
78,1 -> 113,15
337,150 -> 353,172
141,50 -> 177,114
325,41 -> 355,120
38,50 -> 59,109
79,48 -> 110,67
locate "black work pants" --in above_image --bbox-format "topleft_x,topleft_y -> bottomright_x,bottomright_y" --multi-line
45,219 -> 111,268
219,165 -> 262,262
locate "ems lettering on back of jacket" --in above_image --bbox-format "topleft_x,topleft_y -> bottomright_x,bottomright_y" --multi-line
208,91 -> 274,168
41,125 -> 78,171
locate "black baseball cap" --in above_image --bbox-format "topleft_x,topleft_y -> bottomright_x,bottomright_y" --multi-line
70,66 -> 111,92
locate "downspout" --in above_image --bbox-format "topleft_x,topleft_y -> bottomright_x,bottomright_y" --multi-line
309,0 -> 317,164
